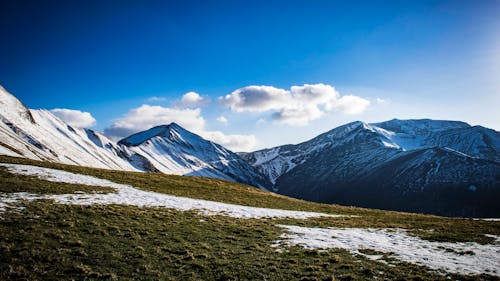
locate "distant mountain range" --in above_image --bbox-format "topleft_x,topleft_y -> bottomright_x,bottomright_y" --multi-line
1,86 -> 498,217
241,120 -> 500,217
0,86 -> 269,188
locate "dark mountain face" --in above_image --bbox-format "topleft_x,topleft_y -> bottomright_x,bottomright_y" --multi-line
244,119 -> 500,217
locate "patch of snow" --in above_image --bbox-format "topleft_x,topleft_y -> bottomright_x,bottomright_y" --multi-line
0,192 -> 38,213
0,145 -> 21,157
442,147 -> 476,159
275,225 -> 500,277
0,163 -> 339,220
381,141 -> 399,149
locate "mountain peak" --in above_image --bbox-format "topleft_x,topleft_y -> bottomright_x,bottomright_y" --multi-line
116,122 -> 272,188
372,118 -> 470,134
118,122 -> 208,148
0,86 -> 35,124
119,124 -> 181,146
168,122 -> 182,129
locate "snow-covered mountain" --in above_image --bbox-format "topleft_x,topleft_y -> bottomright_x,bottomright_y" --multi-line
2,85 -> 499,216
118,123 -> 271,188
0,86 -> 269,188
241,120 -> 500,217
0,86 -> 137,170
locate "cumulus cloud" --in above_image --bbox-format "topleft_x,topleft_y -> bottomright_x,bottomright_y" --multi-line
104,104 -> 205,139
216,115 -> 228,124
180,91 -> 209,107
50,108 -> 96,128
219,84 -> 370,126
200,131 -> 257,152
219,86 -> 289,112
103,104 -> 257,151
327,95 -> 371,115
271,105 -> 324,126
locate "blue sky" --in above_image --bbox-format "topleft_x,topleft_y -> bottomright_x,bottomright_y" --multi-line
1,0 -> 499,151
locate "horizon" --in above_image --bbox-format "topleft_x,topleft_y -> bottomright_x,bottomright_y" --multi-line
1,0 -> 499,151
3,83 -> 496,152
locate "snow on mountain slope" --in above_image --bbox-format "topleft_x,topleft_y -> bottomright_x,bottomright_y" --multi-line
276,225 -> 500,276
241,121 -> 401,184
373,119 -> 499,161
118,123 -> 271,188
0,163 -> 333,219
0,87 -> 137,170
243,119 -> 500,217
0,87 -> 269,189
244,119 -> 500,185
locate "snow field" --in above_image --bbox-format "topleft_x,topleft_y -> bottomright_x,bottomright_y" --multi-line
0,163 -> 337,219
1,162 -> 498,277
275,225 -> 500,276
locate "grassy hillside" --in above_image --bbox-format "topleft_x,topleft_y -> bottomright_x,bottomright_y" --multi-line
0,155 -> 499,280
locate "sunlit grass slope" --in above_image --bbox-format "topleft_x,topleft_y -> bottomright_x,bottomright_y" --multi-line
0,155 -> 498,281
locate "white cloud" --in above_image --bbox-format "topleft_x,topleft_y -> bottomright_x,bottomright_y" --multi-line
104,104 -> 205,139
376,97 -> 386,104
220,84 -> 370,126
291,83 -> 340,104
180,91 -> 209,107
216,115 -> 228,124
327,95 -> 371,115
219,86 -> 289,112
50,108 -> 96,128
148,96 -> 166,102
104,104 -> 257,151
271,105 -> 324,126
200,131 -> 257,152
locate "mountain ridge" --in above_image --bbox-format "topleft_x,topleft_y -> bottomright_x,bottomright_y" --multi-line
0,87 -> 269,188
1,86 -> 499,216
242,119 -> 500,217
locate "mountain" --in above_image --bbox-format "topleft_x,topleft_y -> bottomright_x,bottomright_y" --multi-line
241,120 -> 500,217
0,86 -> 137,170
0,86 -> 269,188
118,123 -> 271,188
3,85 -> 499,216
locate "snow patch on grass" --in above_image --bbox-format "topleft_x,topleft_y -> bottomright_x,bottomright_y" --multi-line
275,225 -> 500,276
0,163 -> 338,219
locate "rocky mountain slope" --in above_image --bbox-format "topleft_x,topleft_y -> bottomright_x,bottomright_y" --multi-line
118,123 -> 270,188
0,86 -> 268,188
241,120 -> 500,217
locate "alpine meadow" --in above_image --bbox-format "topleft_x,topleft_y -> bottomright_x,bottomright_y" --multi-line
1,1 -> 499,280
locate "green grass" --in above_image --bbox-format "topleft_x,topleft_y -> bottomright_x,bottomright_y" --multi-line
0,166 -> 115,194
0,155 -> 499,280
1,155 -> 498,244
1,202 -> 497,281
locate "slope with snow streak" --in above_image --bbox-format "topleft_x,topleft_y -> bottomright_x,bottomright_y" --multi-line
0,86 -> 138,170
0,163 -> 334,219
276,225 -> 500,277
374,118 -> 500,161
0,87 -> 270,189
119,123 -> 271,188
244,119 -> 500,217
241,121 -> 401,184
1,162 -> 498,277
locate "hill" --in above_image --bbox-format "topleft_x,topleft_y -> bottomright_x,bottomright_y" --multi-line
0,155 -> 499,280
